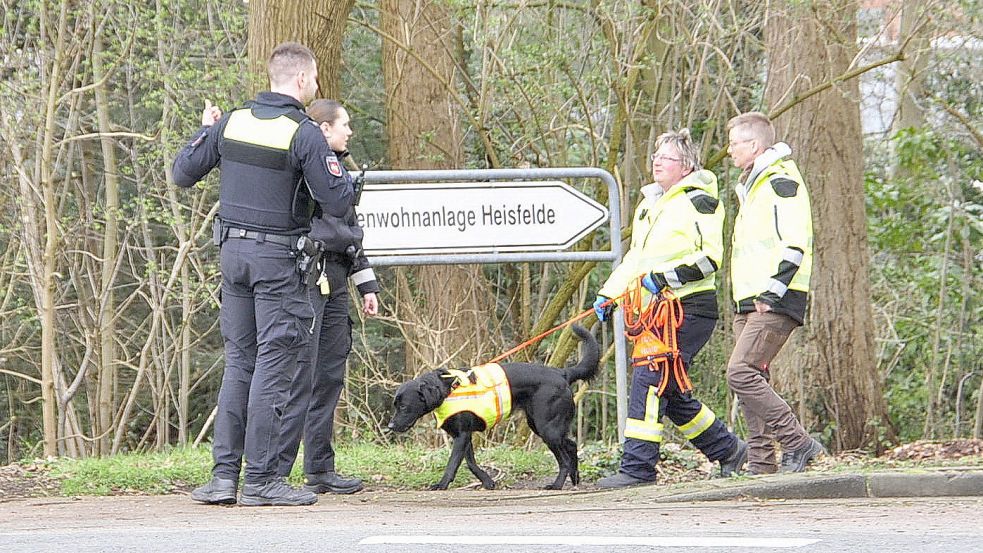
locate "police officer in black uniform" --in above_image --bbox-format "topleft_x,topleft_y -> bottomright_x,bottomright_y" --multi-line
276,99 -> 380,494
173,42 -> 353,507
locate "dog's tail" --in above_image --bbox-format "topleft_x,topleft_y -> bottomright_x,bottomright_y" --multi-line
561,325 -> 600,384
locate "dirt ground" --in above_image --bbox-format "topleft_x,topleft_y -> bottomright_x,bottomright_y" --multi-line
0,461 -> 62,501
1,439 -> 981,502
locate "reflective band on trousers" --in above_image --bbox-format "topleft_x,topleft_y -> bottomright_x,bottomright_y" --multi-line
678,404 -> 716,440
624,386 -> 664,443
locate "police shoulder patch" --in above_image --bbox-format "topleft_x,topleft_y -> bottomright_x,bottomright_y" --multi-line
771,177 -> 799,198
326,154 -> 342,177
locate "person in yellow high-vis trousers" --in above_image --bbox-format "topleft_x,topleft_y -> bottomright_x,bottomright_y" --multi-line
592,129 -> 747,488
725,112 -> 825,475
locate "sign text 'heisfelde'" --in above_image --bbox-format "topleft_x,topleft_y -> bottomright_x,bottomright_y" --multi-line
356,203 -> 557,233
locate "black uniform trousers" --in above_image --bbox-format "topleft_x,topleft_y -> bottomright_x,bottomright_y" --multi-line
621,312 -> 737,481
277,259 -> 353,477
212,236 -> 314,484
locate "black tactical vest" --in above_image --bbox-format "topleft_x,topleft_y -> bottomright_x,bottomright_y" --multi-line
218,105 -> 311,233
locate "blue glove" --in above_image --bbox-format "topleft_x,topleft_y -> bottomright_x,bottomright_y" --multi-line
593,295 -> 614,321
642,272 -> 664,294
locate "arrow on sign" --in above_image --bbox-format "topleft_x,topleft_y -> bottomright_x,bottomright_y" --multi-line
355,181 -> 608,255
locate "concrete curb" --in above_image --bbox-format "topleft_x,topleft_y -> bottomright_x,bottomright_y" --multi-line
868,470 -> 983,498
656,468 -> 983,502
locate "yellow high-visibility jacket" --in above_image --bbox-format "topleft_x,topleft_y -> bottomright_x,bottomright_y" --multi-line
731,142 -> 813,323
434,363 -> 512,430
600,170 -> 724,302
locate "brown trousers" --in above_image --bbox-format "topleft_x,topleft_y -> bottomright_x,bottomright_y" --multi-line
727,311 -> 810,474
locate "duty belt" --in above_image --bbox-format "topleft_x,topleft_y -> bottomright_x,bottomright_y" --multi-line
321,251 -> 351,264
225,226 -> 296,247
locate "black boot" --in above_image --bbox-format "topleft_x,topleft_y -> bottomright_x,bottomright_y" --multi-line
597,471 -> 656,489
191,477 -> 238,505
304,471 -> 364,494
780,438 -> 825,473
239,477 -> 317,506
719,438 -> 749,477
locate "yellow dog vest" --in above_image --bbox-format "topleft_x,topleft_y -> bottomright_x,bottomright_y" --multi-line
433,363 -> 512,430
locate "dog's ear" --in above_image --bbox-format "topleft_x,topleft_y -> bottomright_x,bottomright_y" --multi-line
419,370 -> 451,409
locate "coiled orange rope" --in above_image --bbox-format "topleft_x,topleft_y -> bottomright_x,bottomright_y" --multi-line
623,277 -> 689,395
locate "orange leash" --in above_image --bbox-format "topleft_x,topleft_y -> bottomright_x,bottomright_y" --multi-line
486,290 -> 631,365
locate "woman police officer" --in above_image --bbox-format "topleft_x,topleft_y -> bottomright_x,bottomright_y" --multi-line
276,100 -> 380,494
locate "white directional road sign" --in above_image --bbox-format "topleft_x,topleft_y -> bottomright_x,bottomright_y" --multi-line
356,181 -> 608,255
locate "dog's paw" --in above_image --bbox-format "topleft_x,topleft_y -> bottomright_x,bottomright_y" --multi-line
428,482 -> 449,491
543,483 -> 563,490
481,480 -> 496,490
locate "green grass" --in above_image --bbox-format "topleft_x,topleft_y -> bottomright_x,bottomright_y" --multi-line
34,439 -> 983,497
331,441 -> 564,489
51,446 -> 212,496
44,441 -> 612,496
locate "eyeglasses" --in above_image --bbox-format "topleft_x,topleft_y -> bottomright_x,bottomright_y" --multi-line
650,154 -> 682,163
728,138 -> 754,148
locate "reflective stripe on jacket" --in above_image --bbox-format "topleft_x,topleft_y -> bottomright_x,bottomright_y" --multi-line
600,170 -> 724,302
434,363 -> 512,430
731,143 -> 813,322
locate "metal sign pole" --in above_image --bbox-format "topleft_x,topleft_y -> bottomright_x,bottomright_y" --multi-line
362,167 -> 629,443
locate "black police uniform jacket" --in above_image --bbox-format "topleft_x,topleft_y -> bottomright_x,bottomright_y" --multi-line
171,92 -> 352,233
307,150 -> 380,298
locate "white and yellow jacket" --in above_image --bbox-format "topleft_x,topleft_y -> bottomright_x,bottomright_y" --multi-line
600,170 -> 724,315
731,143 -> 813,323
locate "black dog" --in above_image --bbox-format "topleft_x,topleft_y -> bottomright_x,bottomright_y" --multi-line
387,325 -> 599,490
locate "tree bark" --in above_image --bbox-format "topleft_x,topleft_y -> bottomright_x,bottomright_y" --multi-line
381,0 -> 493,371
247,0 -> 355,99
891,0 -> 929,133
764,0 -> 894,451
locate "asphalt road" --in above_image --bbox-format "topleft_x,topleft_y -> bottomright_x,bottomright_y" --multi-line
2,490 -> 981,552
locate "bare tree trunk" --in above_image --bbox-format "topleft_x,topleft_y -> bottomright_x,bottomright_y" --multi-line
975,374 -> 983,439
764,0 -> 894,452
381,0 -> 493,371
247,0 -> 355,98
154,0 -> 195,446
892,0 -> 928,133
92,34 -> 120,457
37,0 -> 72,457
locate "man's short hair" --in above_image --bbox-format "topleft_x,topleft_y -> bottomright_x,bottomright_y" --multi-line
268,42 -> 316,86
726,112 -> 776,147
654,128 -> 702,172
